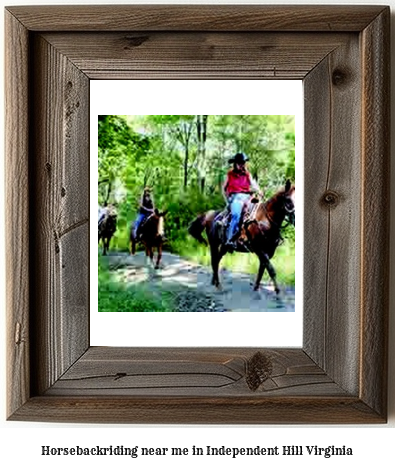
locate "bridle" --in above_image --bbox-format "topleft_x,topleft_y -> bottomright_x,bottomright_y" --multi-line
256,194 -> 295,232
282,198 -> 295,228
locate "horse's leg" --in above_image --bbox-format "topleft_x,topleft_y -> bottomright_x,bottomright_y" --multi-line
148,245 -> 154,265
211,242 -> 227,288
254,253 -> 280,295
130,229 -> 136,255
130,223 -> 139,255
209,241 -> 220,287
265,258 -> 280,296
155,241 -> 162,269
142,243 -> 150,266
254,252 -> 268,291
130,238 -> 136,255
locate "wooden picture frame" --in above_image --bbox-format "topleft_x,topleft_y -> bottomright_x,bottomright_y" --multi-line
5,5 -> 389,424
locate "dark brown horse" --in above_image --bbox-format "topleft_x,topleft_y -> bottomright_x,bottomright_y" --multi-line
129,209 -> 166,269
188,180 -> 295,293
98,205 -> 117,255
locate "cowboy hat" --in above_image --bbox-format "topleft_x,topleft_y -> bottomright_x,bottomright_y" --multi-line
228,152 -> 249,164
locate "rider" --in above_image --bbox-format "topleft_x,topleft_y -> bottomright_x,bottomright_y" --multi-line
222,152 -> 261,251
98,203 -> 116,227
133,187 -> 155,239
98,205 -> 107,226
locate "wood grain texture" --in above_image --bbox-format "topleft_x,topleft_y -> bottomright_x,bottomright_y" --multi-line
42,32 -> 349,80
9,348 -> 382,424
10,396 -> 384,425
303,56 -> 331,369
304,35 -> 362,395
5,5 -> 389,424
46,347 -> 345,397
29,34 -> 90,395
360,8 -> 390,418
5,5 -> 386,32
5,10 -> 30,418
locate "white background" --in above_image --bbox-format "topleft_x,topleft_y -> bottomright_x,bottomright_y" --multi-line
90,80 -> 304,347
1,0 -> 394,469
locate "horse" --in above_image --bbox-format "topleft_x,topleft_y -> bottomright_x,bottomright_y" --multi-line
98,204 -> 117,255
129,209 -> 166,269
188,180 -> 295,294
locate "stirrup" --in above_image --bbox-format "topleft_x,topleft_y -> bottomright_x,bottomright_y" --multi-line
224,240 -> 236,252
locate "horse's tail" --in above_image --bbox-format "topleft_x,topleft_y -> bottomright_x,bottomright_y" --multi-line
188,213 -> 208,246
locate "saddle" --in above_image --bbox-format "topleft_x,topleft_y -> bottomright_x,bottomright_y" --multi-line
214,199 -> 259,247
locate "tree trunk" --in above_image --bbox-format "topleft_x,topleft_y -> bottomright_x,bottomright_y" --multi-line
196,115 -> 208,192
184,146 -> 189,188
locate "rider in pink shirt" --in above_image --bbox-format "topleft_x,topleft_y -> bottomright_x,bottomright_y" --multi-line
222,153 -> 261,251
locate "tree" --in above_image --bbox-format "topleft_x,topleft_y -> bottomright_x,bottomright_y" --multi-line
196,115 -> 208,191
98,115 -> 150,204
97,114 -> 295,253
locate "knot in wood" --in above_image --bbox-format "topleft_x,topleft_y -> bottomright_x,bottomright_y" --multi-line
332,68 -> 348,87
321,190 -> 339,207
123,35 -> 149,48
246,351 -> 273,391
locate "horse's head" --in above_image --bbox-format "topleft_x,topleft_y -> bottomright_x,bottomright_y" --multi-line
282,179 -> 295,226
259,180 -> 295,228
156,210 -> 167,237
154,208 -> 168,218
143,209 -> 167,239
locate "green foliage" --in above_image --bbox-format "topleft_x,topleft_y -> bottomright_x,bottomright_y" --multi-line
98,259 -> 174,311
98,114 -> 296,286
98,115 -> 150,204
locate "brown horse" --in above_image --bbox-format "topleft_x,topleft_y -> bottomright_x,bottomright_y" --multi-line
188,180 -> 295,293
129,209 -> 166,269
98,205 -> 117,255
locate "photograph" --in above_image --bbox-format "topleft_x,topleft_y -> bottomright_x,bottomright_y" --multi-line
97,114 -> 296,313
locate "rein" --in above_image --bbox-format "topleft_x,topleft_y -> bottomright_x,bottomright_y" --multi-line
246,198 -> 294,236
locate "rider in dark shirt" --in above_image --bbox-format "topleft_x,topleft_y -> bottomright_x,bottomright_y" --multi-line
133,187 -> 154,239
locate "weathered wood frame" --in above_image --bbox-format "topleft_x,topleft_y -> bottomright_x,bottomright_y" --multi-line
5,5 -> 389,424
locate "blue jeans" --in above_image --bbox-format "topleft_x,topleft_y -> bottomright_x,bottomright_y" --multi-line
226,193 -> 250,242
133,213 -> 146,238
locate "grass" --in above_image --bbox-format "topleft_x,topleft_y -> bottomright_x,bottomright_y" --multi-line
174,237 -> 295,286
98,258 -> 175,312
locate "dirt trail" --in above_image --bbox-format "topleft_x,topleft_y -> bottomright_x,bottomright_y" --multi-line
103,251 -> 295,312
